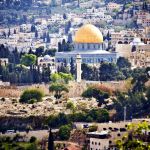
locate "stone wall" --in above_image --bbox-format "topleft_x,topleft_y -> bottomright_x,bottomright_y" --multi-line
0,116 -> 48,130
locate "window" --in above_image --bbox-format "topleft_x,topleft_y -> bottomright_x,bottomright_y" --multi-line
99,142 -> 101,145
92,141 -> 94,144
95,142 -> 97,145
82,44 -> 84,49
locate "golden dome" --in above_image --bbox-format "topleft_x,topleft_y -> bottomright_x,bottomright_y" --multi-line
74,24 -> 103,43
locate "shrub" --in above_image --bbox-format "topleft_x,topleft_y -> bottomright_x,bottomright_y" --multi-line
5,136 -> 11,142
86,116 -> 93,122
58,125 -> 71,140
28,99 -> 37,104
12,99 -> 17,104
29,136 -> 37,143
20,89 -> 44,103
1,98 -> 5,101
89,125 -> 98,132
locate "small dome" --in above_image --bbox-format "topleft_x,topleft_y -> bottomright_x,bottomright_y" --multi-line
43,55 -> 51,61
74,24 -> 103,44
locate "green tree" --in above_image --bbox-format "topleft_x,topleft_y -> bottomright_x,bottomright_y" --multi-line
57,63 -> 70,74
58,125 -> 71,140
44,48 -> 56,56
51,73 -> 62,83
132,73 -> 148,93
116,122 -> 150,149
50,72 -> 73,84
30,136 -> 37,143
49,83 -> 69,99
99,62 -> 125,81
21,54 -> 36,67
117,57 -> 131,69
20,89 -> 44,103
59,72 -> 73,84
42,66 -> 51,83
82,87 -> 110,107
35,46 -> 44,57
81,63 -> 93,80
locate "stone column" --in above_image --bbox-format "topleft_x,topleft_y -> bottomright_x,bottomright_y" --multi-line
76,54 -> 82,83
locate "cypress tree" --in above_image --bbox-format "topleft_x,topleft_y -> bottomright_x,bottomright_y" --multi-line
47,33 -> 51,43
48,128 -> 54,150
8,28 -> 11,37
58,42 -> 62,52
70,57 -> 76,75
35,30 -> 38,39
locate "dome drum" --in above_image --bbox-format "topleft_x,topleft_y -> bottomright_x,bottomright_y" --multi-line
74,43 -> 104,51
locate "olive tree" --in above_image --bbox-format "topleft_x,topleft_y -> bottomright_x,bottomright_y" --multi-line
49,83 -> 69,99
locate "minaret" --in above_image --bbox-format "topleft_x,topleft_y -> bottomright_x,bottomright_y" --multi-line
76,54 -> 82,82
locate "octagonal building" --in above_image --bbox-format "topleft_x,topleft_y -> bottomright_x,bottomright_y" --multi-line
55,24 -> 118,66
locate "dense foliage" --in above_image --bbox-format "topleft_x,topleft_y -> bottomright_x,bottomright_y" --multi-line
20,88 -> 44,103
47,109 -> 109,128
58,125 -> 72,140
0,134 -> 38,150
21,54 -> 37,67
116,121 -> 150,149
82,86 -> 110,106
110,68 -> 150,121
49,83 -> 69,99
0,44 -> 52,84
50,72 -> 73,84
81,57 -> 132,81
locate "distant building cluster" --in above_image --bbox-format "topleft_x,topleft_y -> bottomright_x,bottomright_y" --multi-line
74,119 -> 150,150
0,0 -> 150,73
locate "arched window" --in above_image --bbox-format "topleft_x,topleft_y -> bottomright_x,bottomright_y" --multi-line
118,41 -> 123,44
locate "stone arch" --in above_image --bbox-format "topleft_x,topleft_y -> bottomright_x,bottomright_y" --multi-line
118,41 -> 123,44
124,41 -> 128,44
